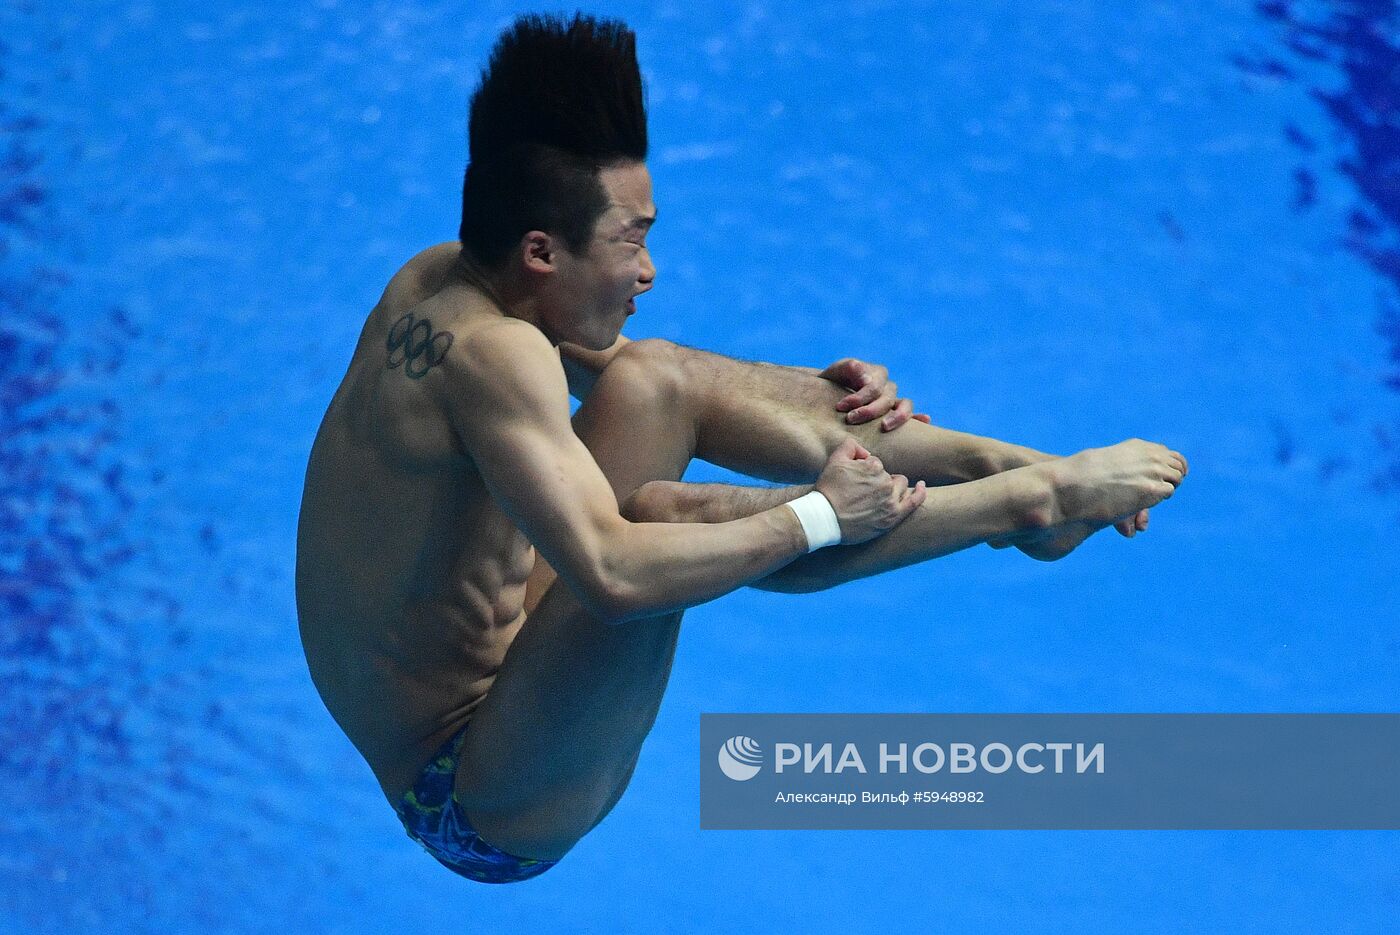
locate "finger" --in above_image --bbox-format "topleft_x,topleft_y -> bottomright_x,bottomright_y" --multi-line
1115,518 -> 1133,538
850,440 -> 871,460
912,413 -> 932,424
890,473 -> 910,500
839,381 -> 884,416
902,480 -> 927,515
834,363 -> 882,408
829,358 -> 857,381
866,455 -> 884,474
881,398 -> 915,432
849,383 -> 899,425
1136,509 -> 1149,531
833,436 -> 860,459
828,360 -> 859,409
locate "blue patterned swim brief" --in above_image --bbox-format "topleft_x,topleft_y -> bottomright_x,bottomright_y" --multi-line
394,723 -> 559,884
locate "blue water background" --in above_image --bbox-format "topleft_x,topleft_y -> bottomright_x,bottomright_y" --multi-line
3,0 -> 1398,931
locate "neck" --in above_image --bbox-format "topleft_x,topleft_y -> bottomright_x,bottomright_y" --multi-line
451,252 -> 510,310
450,252 -> 556,343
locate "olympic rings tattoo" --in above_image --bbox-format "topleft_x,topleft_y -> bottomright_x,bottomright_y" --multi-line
385,312 -> 453,379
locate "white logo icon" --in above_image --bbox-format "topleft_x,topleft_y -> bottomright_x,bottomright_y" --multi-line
718,735 -> 763,781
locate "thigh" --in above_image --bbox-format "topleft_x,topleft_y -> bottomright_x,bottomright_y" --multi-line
455,579 -> 684,860
523,340 -> 698,614
569,337 -> 697,497
453,340 -> 699,860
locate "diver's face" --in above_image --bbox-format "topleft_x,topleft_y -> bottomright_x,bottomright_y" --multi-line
553,162 -> 656,349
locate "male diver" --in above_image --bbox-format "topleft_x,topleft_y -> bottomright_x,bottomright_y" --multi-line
295,14 -> 1186,884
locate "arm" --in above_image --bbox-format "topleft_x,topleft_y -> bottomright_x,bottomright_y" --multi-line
443,322 -> 914,624
445,322 -> 803,623
623,470 -> 1066,593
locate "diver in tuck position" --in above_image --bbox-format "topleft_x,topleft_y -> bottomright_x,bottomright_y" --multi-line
295,13 -> 1187,884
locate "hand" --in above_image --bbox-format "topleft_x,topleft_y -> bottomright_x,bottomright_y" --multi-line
814,437 -> 927,544
819,357 -> 931,433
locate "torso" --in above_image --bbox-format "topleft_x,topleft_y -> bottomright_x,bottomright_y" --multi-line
295,243 -> 537,806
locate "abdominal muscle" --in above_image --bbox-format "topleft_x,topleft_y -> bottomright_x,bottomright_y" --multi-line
295,290 -> 536,808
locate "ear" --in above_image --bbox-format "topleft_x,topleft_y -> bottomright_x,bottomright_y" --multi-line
519,231 -> 557,275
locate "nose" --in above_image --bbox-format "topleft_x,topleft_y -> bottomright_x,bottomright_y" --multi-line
636,247 -> 656,294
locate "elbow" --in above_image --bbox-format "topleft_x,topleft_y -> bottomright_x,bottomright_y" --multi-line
583,575 -> 647,626
563,517 -> 640,624
588,579 -> 646,624
579,511 -> 686,624
565,514 -> 655,624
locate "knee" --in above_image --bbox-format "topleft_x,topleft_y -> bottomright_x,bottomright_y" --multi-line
596,339 -> 688,411
612,337 -> 676,359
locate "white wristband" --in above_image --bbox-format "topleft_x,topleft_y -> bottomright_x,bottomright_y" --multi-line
786,490 -> 842,552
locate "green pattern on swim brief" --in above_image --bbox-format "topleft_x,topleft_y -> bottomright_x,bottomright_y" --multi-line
402,790 -> 443,816
397,723 -> 560,883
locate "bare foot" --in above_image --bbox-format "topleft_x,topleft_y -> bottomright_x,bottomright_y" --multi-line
989,520 -> 1098,562
987,441 -> 1183,562
992,507 -> 1147,562
1047,440 -> 1187,527
986,439 -> 1179,563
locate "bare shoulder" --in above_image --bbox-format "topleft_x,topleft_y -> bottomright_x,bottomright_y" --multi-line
404,241 -> 465,277
427,320 -> 576,469
403,239 -> 467,275
440,317 -> 565,406
377,241 -> 466,310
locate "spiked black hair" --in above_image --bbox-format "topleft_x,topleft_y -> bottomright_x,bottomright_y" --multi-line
468,13 -> 647,164
459,13 -> 649,269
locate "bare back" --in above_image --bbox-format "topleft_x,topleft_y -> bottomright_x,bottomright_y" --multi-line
295,244 -> 537,805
